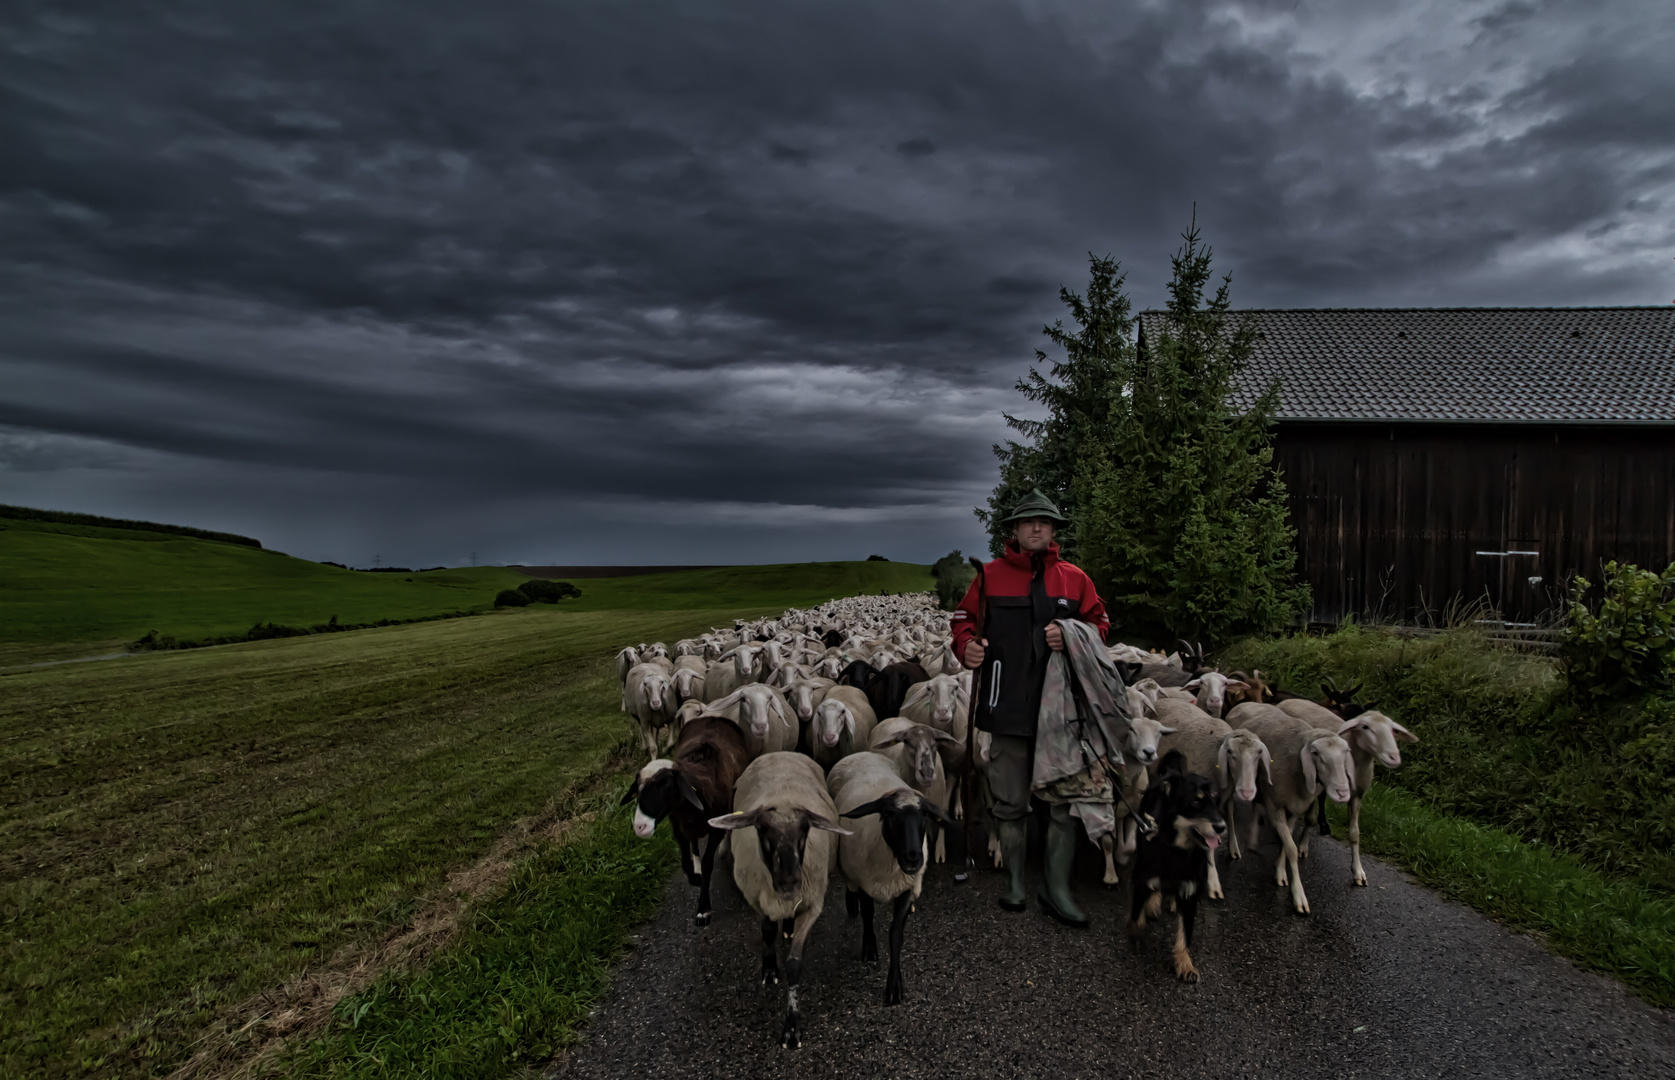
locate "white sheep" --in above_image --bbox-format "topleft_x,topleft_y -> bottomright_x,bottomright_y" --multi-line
702,643 -> 767,703
807,685 -> 879,771
1097,713 -> 1176,886
828,752 -> 952,1005
869,718 -> 960,863
702,683 -> 799,760
1229,702 -> 1356,915
622,661 -> 677,760
709,752 -> 848,1049
1149,697 -> 1271,900
1278,699 -> 1417,886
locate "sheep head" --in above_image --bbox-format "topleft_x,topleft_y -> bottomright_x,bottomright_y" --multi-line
708,806 -> 850,897
1301,733 -> 1356,803
1340,710 -> 1416,769
1216,730 -> 1271,803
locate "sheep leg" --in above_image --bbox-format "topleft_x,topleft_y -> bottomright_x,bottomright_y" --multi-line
638,720 -> 658,761
1173,891 -> 1200,983
1270,806 -> 1310,915
759,916 -> 780,987
1223,796 -> 1243,861
694,829 -> 720,926
1205,845 -> 1224,901
934,820 -> 946,864
884,892 -> 912,1005
1297,805 -> 1314,860
781,906 -> 820,1049
1118,813 -> 1138,866
859,893 -> 879,962
1348,791 -> 1367,887
1100,834 -> 1119,886
845,888 -> 861,917
676,835 -> 701,887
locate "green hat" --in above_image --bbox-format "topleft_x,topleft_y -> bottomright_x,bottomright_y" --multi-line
1002,488 -> 1068,524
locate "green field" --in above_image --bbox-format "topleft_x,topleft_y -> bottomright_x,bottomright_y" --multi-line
0,514 -> 936,667
0,523 -> 932,1080
0,516 -> 527,665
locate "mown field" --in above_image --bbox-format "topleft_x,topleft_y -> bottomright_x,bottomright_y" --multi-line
0,530 -> 934,1080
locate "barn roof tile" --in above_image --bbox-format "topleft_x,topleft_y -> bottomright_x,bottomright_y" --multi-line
1136,307 -> 1675,424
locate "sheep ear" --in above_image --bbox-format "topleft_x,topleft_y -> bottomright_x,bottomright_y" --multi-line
931,729 -> 962,746
872,731 -> 908,749
1262,755 -> 1274,787
1226,680 -> 1249,691
920,797 -> 957,827
1215,738 -> 1229,781
1300,745 -> 1318,791
675,771 -> 704,812
1391,720 -> 1419,744
843,705 -> 856,737
1183,677 -> 1202,690
708,810 -> 760,831
805,812 -> 852,836
841,796 -> 893,820
619,780 -> 640,807
1158,725 -> 1178,736
901,683 -> 930,708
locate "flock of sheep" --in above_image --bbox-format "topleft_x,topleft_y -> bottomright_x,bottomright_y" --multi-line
616,593 -> 1416,1047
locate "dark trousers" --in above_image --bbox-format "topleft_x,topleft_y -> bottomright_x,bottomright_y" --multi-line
984,734 -> 1034,821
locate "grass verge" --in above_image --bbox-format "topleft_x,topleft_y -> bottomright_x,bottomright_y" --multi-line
1331,786 -> 1675,1008
278,789 -> 676,1079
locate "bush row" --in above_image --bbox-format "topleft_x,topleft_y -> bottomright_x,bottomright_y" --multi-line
130,610 -> 479,651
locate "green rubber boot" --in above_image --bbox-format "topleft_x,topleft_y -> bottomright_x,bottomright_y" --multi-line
1038,804 -> 1089,927
995,817 -> 1028,912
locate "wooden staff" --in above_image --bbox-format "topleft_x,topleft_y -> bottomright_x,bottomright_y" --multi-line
953,555 -> 987,884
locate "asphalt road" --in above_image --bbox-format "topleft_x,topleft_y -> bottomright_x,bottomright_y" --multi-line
557,826 -> 1675,1079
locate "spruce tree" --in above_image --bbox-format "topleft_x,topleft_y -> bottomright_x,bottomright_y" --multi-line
983,228 -> 1309,644
978,254 -> 1135,558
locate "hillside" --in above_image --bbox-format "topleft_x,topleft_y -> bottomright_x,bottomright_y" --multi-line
0,517 -> 526,665
0,515 -> 937,665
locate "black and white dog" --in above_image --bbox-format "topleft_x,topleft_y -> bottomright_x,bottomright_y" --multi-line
1127,749 -> 1228,982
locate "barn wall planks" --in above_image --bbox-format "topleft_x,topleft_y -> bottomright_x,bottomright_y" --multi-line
1273,422 -> 1675,624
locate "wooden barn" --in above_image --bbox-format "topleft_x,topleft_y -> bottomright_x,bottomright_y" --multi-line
1139,307 -> 1675,625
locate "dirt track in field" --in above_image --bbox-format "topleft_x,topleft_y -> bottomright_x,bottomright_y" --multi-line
556,828 -> 1675,1080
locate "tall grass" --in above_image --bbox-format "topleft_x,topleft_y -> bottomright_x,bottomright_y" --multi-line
1224,625 -> 1675,894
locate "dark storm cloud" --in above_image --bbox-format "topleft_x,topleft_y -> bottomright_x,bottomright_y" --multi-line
1,0 -> 1670,565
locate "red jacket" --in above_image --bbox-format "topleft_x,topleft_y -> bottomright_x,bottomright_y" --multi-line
949,542 -> 1108,736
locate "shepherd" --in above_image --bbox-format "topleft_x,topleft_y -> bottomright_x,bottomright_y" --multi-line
951,488 -> 1110,925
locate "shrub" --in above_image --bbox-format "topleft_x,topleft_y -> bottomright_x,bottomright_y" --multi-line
866,554 -> 890,561
494,589 -> 531,608
517,579 -> 581,603
1563,561 -> 1675,700
931,550 -> 976,611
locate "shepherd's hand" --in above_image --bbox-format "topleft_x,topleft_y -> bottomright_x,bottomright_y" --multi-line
963,638 -> 987,669
1045,623 -> 1064,651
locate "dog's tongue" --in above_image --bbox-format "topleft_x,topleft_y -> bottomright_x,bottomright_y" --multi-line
1204,834 -> 1221,850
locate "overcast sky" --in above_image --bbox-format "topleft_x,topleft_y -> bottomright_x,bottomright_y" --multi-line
2,1 -> 1671,567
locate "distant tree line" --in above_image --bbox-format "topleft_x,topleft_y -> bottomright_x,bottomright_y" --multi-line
1,503 -> 262,548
